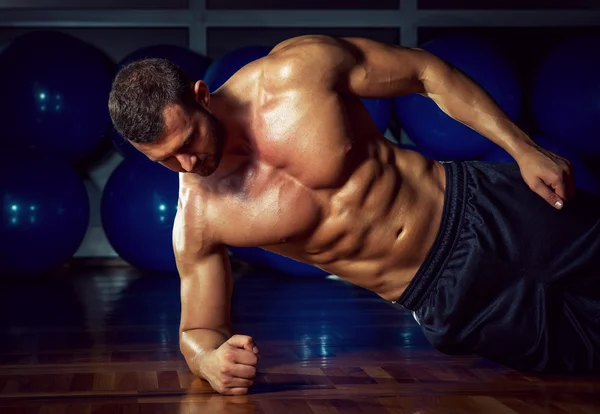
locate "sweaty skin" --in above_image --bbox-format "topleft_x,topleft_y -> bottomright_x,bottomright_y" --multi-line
132,35 -> 573,395
177,59 -> 446,300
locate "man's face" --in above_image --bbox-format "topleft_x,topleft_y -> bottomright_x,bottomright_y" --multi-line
134,102 -> 225,176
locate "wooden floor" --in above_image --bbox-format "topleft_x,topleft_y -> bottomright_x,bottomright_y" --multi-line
0,262 -> 599,413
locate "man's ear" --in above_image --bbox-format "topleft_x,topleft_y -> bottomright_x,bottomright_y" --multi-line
193,80 -> 210,108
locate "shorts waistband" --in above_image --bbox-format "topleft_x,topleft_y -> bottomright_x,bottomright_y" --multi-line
394,161 -> 467,310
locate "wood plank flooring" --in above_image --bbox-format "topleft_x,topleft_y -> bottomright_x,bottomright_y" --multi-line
0,263 -> 598,413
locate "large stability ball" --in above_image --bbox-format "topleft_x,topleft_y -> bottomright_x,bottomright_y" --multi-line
0,156 -> 90,275
111,45 -> 211,159
400,144 -> 438,160
361,98 -> 392,134
101,158 -> 179,273
0,31 -> 114,163
229,247 -> 329,277
482,135 -> 598,195
395,35 -> 523,160
204,46 -> 272,91
531,35 -> 600,155
119,44 -> 210,81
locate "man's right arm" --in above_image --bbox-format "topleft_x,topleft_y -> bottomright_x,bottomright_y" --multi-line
175,216 -> 259,395
178,243 -> 233,379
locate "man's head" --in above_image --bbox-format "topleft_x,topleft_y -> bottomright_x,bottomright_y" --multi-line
108,58 -> 224,176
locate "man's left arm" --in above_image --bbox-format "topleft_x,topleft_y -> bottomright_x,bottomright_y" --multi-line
319,36 -> 574,208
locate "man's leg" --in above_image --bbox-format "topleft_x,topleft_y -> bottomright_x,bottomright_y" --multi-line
406,161 -> 600,373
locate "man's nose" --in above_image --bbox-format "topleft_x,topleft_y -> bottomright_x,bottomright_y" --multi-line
176,154 -> 197,172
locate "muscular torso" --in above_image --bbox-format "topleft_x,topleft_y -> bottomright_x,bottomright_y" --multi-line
176,55 -> 446,302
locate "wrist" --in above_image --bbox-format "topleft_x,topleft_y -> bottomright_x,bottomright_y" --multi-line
195,348 -> 216,380
503,133 -> 538,162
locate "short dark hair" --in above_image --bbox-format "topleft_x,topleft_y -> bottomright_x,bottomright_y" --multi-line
108,58 -> 195,144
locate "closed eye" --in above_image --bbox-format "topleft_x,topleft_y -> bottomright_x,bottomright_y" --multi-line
182,132 -> 195,149
153,130 -> 194,163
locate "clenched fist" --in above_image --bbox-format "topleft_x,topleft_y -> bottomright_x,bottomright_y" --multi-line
200,335 -> 259,395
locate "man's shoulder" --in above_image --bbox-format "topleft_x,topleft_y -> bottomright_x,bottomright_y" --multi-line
270,34 -> 341,56
259,36 -> 356,97
174,178 -> 215,232
172,192 -> 221,259
174,173 -> 246,245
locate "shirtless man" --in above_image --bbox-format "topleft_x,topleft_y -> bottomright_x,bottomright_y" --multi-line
109,35 -> 600,395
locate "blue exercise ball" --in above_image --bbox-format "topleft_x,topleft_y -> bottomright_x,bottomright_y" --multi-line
399,144 -> 439,160
361,98 -> 392,133
0,31 -> 114,163
101,158 -> 179,273
480,146 -> 517,163
481,135 -> 598,195
204,46 -> 272,91
0,156 -> 90,275
229,247 -> 329,277
111,45 -> 211,159
119,44 -> 210,81
531,35 -> 600,155
394,35 -> 523,160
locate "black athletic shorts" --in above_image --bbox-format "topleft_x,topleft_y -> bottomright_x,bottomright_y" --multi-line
396,160 -> 600,373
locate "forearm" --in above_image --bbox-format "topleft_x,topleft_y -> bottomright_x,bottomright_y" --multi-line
180,328 -> 229,379
423,62 -> 536,159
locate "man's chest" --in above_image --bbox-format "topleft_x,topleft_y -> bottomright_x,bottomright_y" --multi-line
183,90 -> 377,248
202,160 -> 324,247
